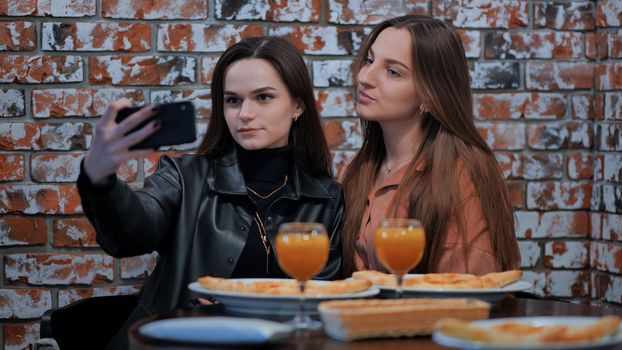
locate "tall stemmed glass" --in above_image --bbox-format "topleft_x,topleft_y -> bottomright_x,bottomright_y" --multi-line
375,218 -> 425,298
275,222 -> 329,329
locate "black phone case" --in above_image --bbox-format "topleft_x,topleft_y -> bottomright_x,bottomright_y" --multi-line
115,101 -> 197,150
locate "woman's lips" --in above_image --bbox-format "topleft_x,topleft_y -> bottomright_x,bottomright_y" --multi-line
358,90 -> 375,104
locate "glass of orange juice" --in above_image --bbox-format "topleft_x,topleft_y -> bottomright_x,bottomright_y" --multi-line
275,222 -> 329,329
375,218 -> 425,298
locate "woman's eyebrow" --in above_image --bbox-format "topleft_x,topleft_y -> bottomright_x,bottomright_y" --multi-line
224,86 -> 277,95
368,47 -> 410,71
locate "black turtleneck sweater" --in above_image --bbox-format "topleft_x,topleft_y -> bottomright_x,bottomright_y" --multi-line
231,144 -> 291,278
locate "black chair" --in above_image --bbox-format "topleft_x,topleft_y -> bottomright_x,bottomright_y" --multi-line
38,294 -> 138,350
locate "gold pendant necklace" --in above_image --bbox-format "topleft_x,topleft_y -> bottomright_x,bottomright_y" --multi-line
253,212 -> 271,274
246,176 -> 288,199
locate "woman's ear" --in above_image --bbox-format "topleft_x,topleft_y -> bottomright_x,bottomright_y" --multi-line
293,99 -> 305,121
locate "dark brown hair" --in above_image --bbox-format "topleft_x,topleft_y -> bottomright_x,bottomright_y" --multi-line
341,15 -> 519,275
197,36 -> 332,178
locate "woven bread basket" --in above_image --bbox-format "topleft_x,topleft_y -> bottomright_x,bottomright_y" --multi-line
318,298 -> 490,341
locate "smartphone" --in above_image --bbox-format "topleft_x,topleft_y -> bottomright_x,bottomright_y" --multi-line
115,101 -> 197,150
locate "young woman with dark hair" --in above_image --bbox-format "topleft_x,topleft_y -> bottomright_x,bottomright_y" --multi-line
340,15 -> 520,277
78,36 -> 343,349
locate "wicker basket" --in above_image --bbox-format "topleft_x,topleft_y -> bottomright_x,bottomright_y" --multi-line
318,298 -> 490,341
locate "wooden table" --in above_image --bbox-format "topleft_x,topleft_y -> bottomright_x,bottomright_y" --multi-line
130,296 -> 622,349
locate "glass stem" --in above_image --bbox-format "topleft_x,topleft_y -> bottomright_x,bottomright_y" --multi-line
298,280 -> 306,323
396,274 -> 404,299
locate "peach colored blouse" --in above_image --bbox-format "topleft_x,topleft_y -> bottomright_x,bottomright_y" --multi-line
353,163 -> 501,275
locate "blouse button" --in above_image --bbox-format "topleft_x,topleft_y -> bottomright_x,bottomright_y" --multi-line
240,226 -> 246,231
267,216 -> 272,224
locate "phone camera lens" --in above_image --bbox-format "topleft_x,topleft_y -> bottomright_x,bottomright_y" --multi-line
180,105 -> 186,111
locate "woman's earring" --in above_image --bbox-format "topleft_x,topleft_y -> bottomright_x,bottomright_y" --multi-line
420,105 -> 425,113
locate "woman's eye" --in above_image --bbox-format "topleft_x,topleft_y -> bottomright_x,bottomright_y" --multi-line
225,96 -> 240,104
387,68 -> 401,77
364,57 -> 373,65
257,94 -> 273,101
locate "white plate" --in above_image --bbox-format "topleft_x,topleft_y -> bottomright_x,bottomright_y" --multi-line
378,274 -> 531,302
432,316 -> 622,350
188,278 -> 380,316
138,316 -> 293,345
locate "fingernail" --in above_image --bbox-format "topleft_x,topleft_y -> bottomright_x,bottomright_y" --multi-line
153,120 -> 161,128
151,105 -> 160,112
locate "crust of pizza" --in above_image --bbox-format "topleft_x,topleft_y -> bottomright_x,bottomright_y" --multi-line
351,270 -> 521,290
196,276 -> 372,296
435,316 -> 621,345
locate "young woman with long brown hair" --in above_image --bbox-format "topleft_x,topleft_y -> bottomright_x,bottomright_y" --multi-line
341,15 -> 520,277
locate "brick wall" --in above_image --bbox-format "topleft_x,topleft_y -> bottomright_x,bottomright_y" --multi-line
0,0 -> 620,348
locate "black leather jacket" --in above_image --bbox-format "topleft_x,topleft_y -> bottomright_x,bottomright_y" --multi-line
78,148 -> 343,348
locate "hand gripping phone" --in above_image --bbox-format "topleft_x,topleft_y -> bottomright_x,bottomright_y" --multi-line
115,101 -> 197,150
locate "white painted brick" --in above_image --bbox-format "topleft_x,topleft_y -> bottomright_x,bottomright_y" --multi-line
520,271 -> 546,297
544,241 -> 588,268
0,289 -> 52,319
518,241 -> 540,267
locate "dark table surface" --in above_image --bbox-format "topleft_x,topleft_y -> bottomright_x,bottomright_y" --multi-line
129,296 -> 622,350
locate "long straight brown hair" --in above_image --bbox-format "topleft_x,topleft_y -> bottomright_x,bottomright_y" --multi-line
341,15 -> 519,276
197,36 -> 332,178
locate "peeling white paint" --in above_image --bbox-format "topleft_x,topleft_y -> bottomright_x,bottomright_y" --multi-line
0,89 -> 25,117
545,241 -> 588,268
519,241 -> 540,267
520,271 -> 545,296
312,60 -> 352,87
604,92 -> 622,120
0,289 -> 52,318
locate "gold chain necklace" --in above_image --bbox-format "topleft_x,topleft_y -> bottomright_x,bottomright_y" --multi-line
252,212 -> 271,274
385,157 -> 413,175
246,176 -> 288,199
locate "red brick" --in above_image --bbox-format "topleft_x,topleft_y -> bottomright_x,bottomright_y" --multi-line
518,241 -> 540,268
515,211 -> 589,239
0,0 -> 96,17
534,1 -> 595,30
484,31 -> 583,59
473,93 -> 566,120
0,123 -> 41,150
327,0 -> 426,24
0,289 -> 51,318
151,89 -> 211,119
31,153 -> 82,183
0,154 -> 25,181
269,26 -> 367,55
602,184 -> 622,214
603,154 -> 622,182
312,60 -> 352,88
89,56 -> 195,86
476,122 -> 525,150
32,88 -> 145,118
607,30 -> 622,58
0,89 -> 25,117
157,24 -> 263,52
591,242 -> 622,273
315,89 -> 355,117
470,62 -> 519,89
457,30 -> 481,58
596,63 -> 622,91
331,150 -> 356,178
4,322 -> 38,349
567,152 -> 595,180
102,0 -> 207,19
322,119 -> 362,150
216,0 -> 321,22
597,0 -> 622,27
592,273 -> 622,304
0,22 -> 35,51
143,151 -> 186,177
585,32 -> 608,61
4,253 -> 113,285
527,122 -> 592,150
0,216 -> 47,246
596,123 -> 622,151
526,62 -> 594,90
42,22 -> 150,52
521,271 -> 546,296
527,182 -> 592,210
604,92 -> 622,120
544,241 -> 589,268
545,270 -> 590,297
507,181 -> 523,208
433,0 -> 528,28
121,253 -> 157,280
496,152 -> 562,180
52,217 -> 97,248
0,184 -> 82,215
200,56 -> 219,85
0,55 -> 83,83
58,285 -> 141,307
602,213 -> 622,241
39,123 -> 92,151
571,94 -> 603,120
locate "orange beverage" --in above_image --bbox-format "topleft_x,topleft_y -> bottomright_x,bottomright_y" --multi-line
275,233 -> 329,281
375,225 -> 425,275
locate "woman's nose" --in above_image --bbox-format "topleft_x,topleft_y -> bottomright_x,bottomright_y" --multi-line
357,65 -> 375,88
239,100 -> 256,121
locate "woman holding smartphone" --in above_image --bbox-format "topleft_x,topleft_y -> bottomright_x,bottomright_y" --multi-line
78,36 -> 343,349
340,15 -> 520,277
